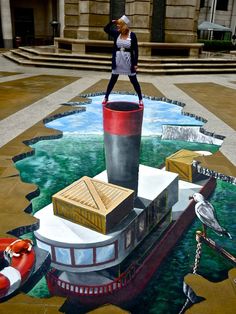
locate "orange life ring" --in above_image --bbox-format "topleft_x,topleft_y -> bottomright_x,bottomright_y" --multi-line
0,238 -> 35,299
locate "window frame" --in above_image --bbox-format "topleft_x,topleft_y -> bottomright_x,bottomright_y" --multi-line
216,0 -> 228,11
124,225 -> 135,250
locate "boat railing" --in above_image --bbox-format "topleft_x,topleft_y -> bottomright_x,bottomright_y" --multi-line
47,263 -> 137,296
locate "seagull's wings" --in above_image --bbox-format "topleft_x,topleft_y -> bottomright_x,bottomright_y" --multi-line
196,201 -> 225,234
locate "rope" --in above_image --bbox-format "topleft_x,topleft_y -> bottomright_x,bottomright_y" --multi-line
178,231 -> 202,314
178,299 -> 191,314
193,240 -> 202,274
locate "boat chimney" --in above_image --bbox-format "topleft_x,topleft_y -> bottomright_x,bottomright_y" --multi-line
103,101 -> 144,196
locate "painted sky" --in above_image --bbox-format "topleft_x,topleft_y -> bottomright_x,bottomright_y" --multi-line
47,94 -> 203,136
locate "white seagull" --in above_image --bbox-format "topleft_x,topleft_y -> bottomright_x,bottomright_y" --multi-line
189,192 -> 232,239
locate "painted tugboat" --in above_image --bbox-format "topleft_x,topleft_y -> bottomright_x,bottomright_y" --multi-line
33,101 -> 216,309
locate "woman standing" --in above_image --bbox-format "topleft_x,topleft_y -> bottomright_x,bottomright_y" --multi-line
102,15 -> 143,105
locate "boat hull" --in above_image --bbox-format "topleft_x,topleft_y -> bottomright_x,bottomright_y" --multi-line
47,177 -> 216,309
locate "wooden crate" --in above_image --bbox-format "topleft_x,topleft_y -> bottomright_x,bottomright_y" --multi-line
52,176 -> 134,234
165,149 -> 202,182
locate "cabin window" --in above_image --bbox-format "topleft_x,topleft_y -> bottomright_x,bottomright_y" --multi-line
137,213 -> 146,240
148,202 -> 158,227
156,212 -> 172,236
216,0 -> 228,11
96,243 -> 115,263
74,248 -> 93,265
36,239 -> 52,255
55,247 -> 71,265
125,228 -> 134,249
152,191 -> 168,222
159,192 -> 167,209
139,216 -> 145,233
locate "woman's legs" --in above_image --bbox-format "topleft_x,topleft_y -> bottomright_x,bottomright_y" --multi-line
104,74 -> 119,100
128,75 -> 142,101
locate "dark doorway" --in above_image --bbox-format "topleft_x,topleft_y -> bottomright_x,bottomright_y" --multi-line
216,0 -> 229,11
152,0 -> 165,42
110,0 -> 125,20
13,8 -> 35,46
108,0 -> 125,40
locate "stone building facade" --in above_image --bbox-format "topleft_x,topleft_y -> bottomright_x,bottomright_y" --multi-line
0,0 -> 235,48
64,0 -> 200,43
0,0 -> 64,48
199,0 -> 236,34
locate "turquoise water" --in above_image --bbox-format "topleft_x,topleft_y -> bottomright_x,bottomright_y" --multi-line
15,95 -> 236,313
130,180 -> 236,314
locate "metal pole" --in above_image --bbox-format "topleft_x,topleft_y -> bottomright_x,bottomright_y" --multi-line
212,0 -> 217,23
198,232 -> 236,265
209,0 -> 215,23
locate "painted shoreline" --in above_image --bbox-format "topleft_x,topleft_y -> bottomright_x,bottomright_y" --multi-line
0,93 -> 235,313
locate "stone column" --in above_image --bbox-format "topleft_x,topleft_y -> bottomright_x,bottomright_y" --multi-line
0,0 -> 13,48
77,0 -> 90,39
58,0 -> 65,37
165,0 -> 199,43
126,0 -> 152,41
77,0 -> 110,40
64,0 -> 79,38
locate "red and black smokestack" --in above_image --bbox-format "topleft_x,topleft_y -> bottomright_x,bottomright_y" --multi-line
103,101 -> 144,196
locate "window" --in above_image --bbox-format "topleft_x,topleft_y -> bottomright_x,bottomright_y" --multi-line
125,227 -> 134,249
216,0 -> 228,11
137,213 -> 146,240
139,216 -> 145,234
74,248 -> 93,265
148,202 -> 159,227
96,243 -> 115,263
36,240 -> 51,255
55,247 -> 71,265
200,0 -> 205,8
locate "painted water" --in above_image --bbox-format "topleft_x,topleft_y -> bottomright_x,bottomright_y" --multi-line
16,95 -> 236,313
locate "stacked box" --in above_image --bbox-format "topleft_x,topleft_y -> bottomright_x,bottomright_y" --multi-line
165,149 -> 203,182
52,176 -> 134,234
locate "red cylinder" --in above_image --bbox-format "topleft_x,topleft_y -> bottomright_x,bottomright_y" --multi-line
103,101 -> 143,136
103,101 -> 144,195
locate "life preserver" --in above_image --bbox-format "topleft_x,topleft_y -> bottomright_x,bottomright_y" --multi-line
0,238 -> 35,299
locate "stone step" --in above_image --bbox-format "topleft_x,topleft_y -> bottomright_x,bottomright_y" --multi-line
19,46 -> 112,61
3,51 -> 111,71
17,46 -> 236,64
3,50 -> 236,75
10,49 -> 111,66
9,49 -> 236,69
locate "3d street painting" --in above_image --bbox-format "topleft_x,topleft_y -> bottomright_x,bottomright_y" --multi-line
1,94 -> 236,313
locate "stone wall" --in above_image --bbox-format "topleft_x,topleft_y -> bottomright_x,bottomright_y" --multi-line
64,0 -> 79,38
165,0 -> 200,42
64,0 -> 200,43
198,0 -> 236,32
64,0 -> 111,40
125,0 -> 152,41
